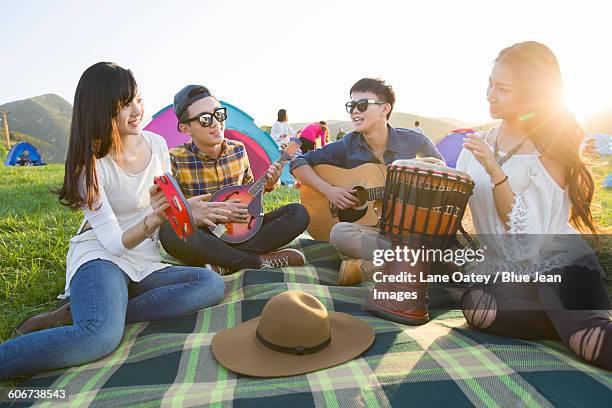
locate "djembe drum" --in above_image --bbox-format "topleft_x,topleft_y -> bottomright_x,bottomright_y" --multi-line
369,160 -> 474,325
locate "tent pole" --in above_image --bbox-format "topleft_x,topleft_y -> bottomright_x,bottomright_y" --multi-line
1,111 -> 10,149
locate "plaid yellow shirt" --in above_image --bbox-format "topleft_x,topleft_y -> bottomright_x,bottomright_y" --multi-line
170,140 -> 254,199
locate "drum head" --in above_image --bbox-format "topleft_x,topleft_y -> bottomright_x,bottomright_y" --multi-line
390,159 -> 471,180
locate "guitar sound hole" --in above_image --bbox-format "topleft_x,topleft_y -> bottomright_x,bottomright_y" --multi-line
336,185 -> 369,222
338,207 -> 368,223
352,186 -> 369,210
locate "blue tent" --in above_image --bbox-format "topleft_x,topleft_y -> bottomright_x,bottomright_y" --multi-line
435,128 -> 475,168
593,133 -> 612,156
603,172 -> 612,188
5,141 -> 45,166
583,133 -> 612,156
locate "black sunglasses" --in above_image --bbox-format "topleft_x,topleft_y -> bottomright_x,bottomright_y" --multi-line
345,99 -> 387,114
183,107 -> 228,127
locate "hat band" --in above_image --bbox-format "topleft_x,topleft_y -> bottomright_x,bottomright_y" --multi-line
256,328 -> 331,356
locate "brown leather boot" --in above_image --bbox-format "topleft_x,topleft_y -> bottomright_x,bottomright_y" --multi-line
338,259 -> 382,286
368,293 -> 430,325
367,260 -> 430,326
258,249 -> 306,269
12,300 -> 72,338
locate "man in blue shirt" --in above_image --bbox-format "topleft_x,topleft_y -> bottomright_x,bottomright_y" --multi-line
291,78 -> 443,285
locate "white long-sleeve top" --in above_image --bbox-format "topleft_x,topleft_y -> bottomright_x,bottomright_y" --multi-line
456,127 -> 601,275
270,121 -> 296,146
61,131 -> 170,298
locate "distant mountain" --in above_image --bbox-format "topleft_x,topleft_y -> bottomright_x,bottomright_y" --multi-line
388,112 -> 475,142
291,112 -> 479,143
1,94 -> 72,162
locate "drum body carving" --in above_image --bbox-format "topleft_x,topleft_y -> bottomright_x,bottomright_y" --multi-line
380,160 -> 474,248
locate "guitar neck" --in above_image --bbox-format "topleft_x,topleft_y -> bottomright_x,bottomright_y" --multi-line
367,186 -> 385,201
329,186 -> 385,212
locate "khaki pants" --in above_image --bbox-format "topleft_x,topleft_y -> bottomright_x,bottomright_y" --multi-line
329,222 -> 391,260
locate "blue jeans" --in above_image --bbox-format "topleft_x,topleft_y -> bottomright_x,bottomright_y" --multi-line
0,259 -> 225,380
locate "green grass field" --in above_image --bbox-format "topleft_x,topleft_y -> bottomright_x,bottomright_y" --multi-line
0,164 -> 299,343
592,158 -> 612,227
0,161 -> 609,345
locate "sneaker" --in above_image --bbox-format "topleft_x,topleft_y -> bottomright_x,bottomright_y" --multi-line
258,249 -> 306,269
205,263 -> 232,276
12,300 -> 72,338
338,259 -> 382,286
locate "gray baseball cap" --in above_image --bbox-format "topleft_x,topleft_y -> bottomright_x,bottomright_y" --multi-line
173,85 -> 214,123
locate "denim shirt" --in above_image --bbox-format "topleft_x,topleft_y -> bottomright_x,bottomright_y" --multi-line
290,125 -> 443,172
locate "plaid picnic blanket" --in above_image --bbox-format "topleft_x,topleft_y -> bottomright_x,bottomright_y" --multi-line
14,239 -> 612,408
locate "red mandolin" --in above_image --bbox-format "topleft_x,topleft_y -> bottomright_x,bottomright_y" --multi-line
207,139 -> 302,243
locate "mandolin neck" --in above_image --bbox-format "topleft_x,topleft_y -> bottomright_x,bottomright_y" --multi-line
248,156 -> 287,196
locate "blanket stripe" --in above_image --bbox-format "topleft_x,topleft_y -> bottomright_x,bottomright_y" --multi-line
11,239 -> 611,408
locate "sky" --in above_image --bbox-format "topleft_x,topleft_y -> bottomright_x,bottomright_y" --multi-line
1,0 -> 611,127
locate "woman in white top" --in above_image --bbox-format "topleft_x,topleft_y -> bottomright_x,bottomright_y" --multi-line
270,108 -> 297,147
0,62 -> 225,380
457,42 -> 610,370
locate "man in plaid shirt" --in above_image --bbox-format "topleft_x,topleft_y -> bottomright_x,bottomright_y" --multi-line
159,85 -> 309,273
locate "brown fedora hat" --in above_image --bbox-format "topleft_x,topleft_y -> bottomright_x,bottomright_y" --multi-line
211,291 -> 375,377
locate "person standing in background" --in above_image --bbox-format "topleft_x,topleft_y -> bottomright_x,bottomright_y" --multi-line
411,120 -> 425,134
270,108 -> 297,148
299,121 -> 328,153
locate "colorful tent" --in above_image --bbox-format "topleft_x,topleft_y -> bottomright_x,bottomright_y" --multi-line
435,128 -> 474,168
4,141 -> 45,166
583,133 -> 612,156
603,172 -> 612,188
144,101 -> 293,184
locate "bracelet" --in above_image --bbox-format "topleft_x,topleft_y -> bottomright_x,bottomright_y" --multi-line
490,175 -> 509,190
143,215 -> 156,241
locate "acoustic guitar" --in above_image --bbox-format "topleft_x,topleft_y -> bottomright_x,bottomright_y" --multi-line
207,139 -> 302,243
299,163 -> 387,241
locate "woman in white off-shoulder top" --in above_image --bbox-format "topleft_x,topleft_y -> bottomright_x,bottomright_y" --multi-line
0,63 -> 225,380
456,42 -> 611,370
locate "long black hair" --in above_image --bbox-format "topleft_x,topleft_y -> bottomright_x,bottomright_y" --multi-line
496,42 -> 598,236
57,62 -> 138,210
